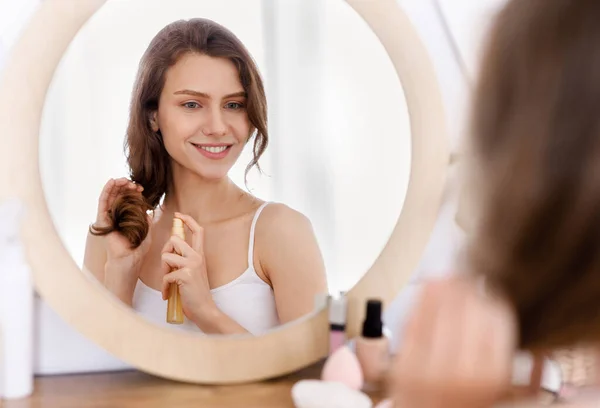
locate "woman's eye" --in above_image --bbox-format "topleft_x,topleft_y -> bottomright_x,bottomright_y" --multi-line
183,102 -> 200,109
225,102 -> 244,110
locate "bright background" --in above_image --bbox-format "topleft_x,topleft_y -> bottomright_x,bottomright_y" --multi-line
38,0 -> 410,296
0,0 -> 507,375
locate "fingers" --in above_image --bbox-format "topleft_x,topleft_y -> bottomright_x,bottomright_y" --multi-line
160,250 -> 173,278
161,251 -> 186,270
160,236 -> 205,283
110,177 -> 142,201
174,212 -> 204,253
161,234 -> 192,258
161,268 -> 190,300
113,177 -> 143,190
98,177 -> 144,216
97,178 -> 116,213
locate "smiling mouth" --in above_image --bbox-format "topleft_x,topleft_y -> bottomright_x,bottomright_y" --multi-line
195,145 -> 231,153
191,143 -> 233,160
191,144 -> 232,153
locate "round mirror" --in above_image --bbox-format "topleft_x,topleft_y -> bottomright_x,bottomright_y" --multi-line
39,0 -> 410,335
0,0 -> 447,383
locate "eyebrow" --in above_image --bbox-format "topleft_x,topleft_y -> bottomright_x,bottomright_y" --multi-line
173,90 -> 247,99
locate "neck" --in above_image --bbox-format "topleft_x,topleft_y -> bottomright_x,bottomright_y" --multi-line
162,164 -> 241,224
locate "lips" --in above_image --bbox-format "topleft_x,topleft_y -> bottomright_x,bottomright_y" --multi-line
191,143 -> 232,160
196,145 -> 228,154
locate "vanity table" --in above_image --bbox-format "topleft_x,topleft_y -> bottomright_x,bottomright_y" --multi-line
2,361 -> 386,408
2,363 -> 565,408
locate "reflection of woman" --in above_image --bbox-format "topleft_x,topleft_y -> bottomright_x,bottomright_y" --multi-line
83,18 -> 328,335
387,0 -> 600,406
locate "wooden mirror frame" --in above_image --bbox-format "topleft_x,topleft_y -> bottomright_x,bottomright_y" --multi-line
0,0 -> 448,384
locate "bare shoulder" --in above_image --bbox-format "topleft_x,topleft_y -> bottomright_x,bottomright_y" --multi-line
255,202 -> 314,239
254,202 -> 326,291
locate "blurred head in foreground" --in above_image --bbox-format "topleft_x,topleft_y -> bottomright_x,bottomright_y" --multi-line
465,0 -> 600,352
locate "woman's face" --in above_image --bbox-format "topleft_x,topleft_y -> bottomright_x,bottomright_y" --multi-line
152,52 -> 251,181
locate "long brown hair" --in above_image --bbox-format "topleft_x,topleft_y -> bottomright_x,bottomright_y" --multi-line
465,0 -> 600,351
90,18 -> 268,247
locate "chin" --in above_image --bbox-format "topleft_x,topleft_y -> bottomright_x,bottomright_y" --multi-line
193,167 -> 231,182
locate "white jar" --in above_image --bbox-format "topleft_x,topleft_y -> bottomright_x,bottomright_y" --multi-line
0,198 -> 33,399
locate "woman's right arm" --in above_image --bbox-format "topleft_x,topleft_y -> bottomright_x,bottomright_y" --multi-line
83,230 -> 107,283
83,178 -> 130,282
83,228 -> 141,306
82,178 -> 146,306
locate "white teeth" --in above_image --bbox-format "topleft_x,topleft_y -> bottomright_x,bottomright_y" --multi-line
198,145 -> 228,153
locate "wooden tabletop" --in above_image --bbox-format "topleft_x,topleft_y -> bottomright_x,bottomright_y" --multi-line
1,363 -> 571,407
2,362 -> 386,408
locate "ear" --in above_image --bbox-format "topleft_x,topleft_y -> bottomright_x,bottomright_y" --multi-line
149,111 -> 159,132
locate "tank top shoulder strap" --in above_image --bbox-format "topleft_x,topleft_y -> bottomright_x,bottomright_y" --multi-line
247,201 -> 270,267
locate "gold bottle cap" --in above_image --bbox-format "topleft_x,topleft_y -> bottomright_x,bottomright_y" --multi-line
172,217 -> 185,239
172,217 -> 183,229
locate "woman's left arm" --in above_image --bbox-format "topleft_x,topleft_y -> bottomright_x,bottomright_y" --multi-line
256,204 -> 329,324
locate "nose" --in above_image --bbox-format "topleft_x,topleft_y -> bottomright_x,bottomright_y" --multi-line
201,108 -> 227,138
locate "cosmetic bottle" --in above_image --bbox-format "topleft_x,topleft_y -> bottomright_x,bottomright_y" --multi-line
328,294 -> 347,354
355,299 -> 389,389
0,198 -> 33,399
166,217 -> 185,324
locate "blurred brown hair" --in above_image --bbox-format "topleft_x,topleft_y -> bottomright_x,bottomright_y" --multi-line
465,0 -> 600,351
90,18 -> 268,248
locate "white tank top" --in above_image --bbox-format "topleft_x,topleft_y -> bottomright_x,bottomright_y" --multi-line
131,202 -> 280,335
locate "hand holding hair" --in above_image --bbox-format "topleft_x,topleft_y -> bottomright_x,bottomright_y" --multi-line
94,177 -> 144,228
90,177 -> 153,305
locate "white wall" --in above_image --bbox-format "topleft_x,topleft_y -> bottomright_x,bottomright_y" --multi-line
0,0 -> 506,375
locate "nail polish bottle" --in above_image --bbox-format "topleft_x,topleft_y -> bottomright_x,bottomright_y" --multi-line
355,299 -> 389,389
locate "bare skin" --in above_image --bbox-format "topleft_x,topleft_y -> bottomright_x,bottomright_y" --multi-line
389,278 -> 517,408
386,278 -> 600,407
83,53 -> 328,334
